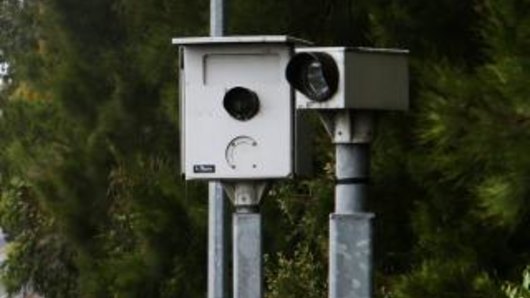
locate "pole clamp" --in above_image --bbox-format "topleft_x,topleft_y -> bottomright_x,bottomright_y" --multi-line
319,110 -> 375,144
335,177 -> 370,184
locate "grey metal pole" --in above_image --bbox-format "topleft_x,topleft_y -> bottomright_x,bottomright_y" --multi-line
208,182 -> 227,298
233,210 -> 262,298
326,111 -> 374,298
208,1 -> 227,298
210,0 -> 226,37
223,181 -> 267,298
335,144 -> 369,213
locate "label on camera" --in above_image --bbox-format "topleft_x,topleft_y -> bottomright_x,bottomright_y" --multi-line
193,164 -> 216,173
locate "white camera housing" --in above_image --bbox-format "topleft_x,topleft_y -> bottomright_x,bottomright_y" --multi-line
293,47 -> 409,110
173,36 -> 310,180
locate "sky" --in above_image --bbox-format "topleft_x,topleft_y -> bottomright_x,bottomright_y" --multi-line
0,63 -> 8,76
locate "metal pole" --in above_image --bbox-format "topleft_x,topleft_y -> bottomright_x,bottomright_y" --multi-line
208,1 -> 227,298
223,181 -> 267,298
233,211 -> 262,298
335,144 -> 369,213
208,182 -> 227,298
210,0 -> 226,37
326,111 -> 374,298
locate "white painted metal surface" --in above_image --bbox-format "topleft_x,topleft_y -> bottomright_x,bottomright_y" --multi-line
177,39 -> 297,179
173,35 -> 309,46
295,47 -> 409,111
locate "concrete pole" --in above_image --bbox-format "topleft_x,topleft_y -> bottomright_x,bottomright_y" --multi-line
208,1 -> 228,298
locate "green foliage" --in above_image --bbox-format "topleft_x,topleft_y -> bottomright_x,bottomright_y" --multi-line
382,0 -> 530,296
503,266 -> 530,298
266,244 -> 326,298
369,0 -> 483,65
229,0 -> 373,45
0,0 -> 208,296
390,259 -> 505,298
260,117 -> 333,297
0,100 -> 78,296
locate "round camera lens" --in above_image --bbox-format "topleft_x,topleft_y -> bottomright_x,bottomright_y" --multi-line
223,87 -> 260,121
305,61 -> 330,100
285,52 -> 339,102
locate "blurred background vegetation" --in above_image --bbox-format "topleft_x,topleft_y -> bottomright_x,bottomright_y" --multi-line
0,0 -> 529,297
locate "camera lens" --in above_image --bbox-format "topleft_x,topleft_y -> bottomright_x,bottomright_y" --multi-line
286,52 -> 338,102
304,61 -> 330,99
223,87 -> 260,121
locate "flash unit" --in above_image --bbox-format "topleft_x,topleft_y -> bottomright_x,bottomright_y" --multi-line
286,52 -> 339,102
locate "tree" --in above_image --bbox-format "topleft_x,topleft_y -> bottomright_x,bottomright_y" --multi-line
503,266 -> 530,298
0,0 -> 209,296
372,0 -> 530,296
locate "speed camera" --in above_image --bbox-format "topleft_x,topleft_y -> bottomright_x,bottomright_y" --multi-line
287,47 -> 409,110
173,36 -> 311,180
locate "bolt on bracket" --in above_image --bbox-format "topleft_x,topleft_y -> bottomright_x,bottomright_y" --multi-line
319,110 -> 375,144
222,181 -> 270,209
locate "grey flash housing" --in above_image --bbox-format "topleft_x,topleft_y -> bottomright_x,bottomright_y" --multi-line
288,47 -> 409,111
